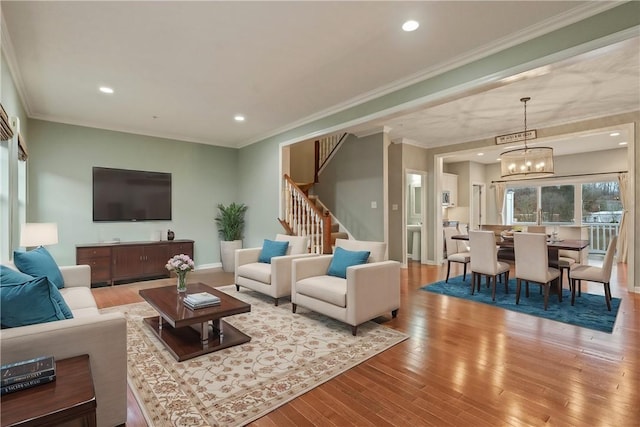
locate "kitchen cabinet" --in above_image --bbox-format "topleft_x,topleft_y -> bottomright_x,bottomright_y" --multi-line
442,173 -> 458,207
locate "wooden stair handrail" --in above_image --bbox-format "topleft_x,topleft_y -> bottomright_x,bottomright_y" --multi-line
314,133 -> 347,183
283,174 -> 324,217
280,174 -> 332,254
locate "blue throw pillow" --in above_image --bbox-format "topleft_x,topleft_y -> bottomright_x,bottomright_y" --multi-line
258,240 -> 289,264
49,282 -> 74,320
13,246 -> 65,289
0,276 -> 66,328
0,265 -> 34,287
327,247 -> 370,279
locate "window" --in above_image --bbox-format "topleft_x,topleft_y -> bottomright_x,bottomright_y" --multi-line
510,187 -> 536,223
507,184 -> 575,224
541,185 -> 574,223
582,182 -> 622,224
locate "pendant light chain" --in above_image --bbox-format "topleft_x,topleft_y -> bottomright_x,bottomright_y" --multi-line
521,96 -> 530,151
499,96 -> 554,178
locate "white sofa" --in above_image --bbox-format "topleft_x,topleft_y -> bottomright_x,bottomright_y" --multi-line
235,234 -> 315,305
0,262 -> 127,427
291,239 -> 401,335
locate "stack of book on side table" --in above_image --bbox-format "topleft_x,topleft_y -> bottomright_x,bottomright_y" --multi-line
184,292 -> 221,310
1,355 -> 56,395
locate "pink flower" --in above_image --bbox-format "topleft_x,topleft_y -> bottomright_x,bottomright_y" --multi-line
165,254 -> 195,273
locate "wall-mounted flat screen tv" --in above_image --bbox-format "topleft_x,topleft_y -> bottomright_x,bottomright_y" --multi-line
93,167 -> 172,222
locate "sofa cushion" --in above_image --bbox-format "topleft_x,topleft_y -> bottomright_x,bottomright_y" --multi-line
335,238 -> 386,263
296,275 -> 346,307
327,247 -> 370,279
258,239 -> 289,264
13,247 -> 65,289
275,234 -> 308,255
236,262 -> 272,284
0,276 -> 67,328
59,287 -> 98,312
0,265 -> 34,286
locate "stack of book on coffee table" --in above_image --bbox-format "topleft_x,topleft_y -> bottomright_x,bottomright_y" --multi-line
184,292 -> 221,310
1,355 -> 56,395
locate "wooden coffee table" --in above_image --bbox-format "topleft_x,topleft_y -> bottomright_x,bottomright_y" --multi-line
139,283 -> 251,361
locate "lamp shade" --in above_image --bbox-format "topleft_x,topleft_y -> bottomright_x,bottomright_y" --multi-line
19,223 -> 59,247
500,146 -> 555,178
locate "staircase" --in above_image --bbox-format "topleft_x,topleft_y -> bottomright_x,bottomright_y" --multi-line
279,174 -> 348,254
314,133 -> 347,183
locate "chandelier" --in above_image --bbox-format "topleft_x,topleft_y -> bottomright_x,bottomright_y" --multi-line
500,97 -> 554,178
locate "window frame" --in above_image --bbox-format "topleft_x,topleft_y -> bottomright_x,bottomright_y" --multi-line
503,173 -> 620,226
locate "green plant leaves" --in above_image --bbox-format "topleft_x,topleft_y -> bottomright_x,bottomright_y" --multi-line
214,202 -> 248,241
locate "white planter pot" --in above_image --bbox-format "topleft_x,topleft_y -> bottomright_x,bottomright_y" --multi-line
220,240 -> 242,273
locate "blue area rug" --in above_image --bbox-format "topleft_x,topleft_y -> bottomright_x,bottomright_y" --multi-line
422,275 -> 620,333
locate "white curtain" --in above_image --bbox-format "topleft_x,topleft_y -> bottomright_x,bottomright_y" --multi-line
494,183 -> 506,224
617,173 -> 629,262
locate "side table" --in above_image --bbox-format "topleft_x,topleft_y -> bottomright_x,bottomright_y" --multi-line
1,354 -> 96,427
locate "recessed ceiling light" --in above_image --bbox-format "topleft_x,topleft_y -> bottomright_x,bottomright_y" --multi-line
99,86 -> 114,94
234,115 -> 245,122
496,158 -> 502,162
402,20 -> 419,32
619,141 -> 628,146
477,152 -> 484,156
610,132 -> 621,137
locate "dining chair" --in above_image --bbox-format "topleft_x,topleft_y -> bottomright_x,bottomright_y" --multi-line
469,230 -> 510,301
526,226 -> 573,289
526,225 -> 547,234
443,226 -> 470,283
569,235 -> 617,311
514,232 -> 561,310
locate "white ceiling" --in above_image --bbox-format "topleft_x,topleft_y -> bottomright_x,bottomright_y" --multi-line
1,1 -> 638,156
372,37 -> 640,163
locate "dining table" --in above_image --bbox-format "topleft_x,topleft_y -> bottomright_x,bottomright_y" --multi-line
451,233 -> 590,258
451,233 -> 590,294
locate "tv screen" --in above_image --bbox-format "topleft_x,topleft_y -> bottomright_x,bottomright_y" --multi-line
93,167 -> 172,222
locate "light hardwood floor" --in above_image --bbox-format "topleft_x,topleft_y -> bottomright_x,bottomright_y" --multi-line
93,261 -> 639,426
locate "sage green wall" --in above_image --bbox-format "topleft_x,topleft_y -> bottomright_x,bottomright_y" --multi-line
26,119 -> 238,266
314,133 -> 384,241
237,137 -> 282,248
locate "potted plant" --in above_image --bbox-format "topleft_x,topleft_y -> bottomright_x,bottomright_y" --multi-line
215,202 -> 248,272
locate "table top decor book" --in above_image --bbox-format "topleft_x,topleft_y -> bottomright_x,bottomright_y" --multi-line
1,355 -> 56,394
184,292 -> 221,309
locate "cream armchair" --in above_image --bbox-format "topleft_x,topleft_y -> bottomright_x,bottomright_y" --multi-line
291,239 -> 400,336
235,234 -> 314,306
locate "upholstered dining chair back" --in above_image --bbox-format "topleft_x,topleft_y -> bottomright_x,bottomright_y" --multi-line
469,230 -> 500,275
443,226 -> 470,283
601,235 -> 618,282
526,226 -> 547,234
569,235 -> 617,310
514,232 -> 549,283
444,227 -> 468,256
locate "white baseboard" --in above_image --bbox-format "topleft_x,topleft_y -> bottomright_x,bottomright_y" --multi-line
195,263 -> 222,271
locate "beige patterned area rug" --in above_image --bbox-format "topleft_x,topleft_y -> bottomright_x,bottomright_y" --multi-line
101,285 -> 408,426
